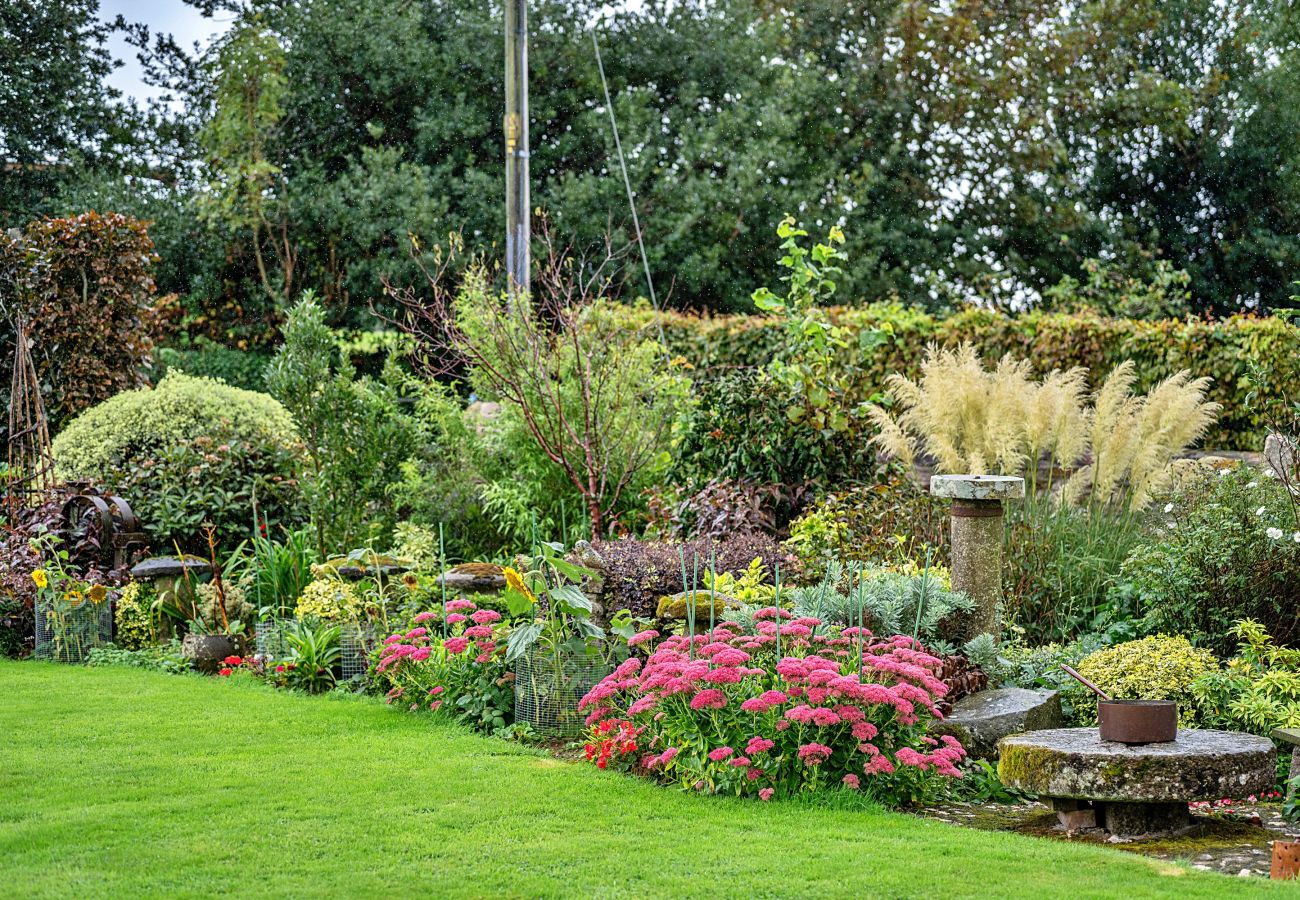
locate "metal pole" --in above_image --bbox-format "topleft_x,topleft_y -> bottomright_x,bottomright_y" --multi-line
505,0 -> 530,299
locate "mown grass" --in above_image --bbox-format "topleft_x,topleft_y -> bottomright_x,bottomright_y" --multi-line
0,661 -> 1287,898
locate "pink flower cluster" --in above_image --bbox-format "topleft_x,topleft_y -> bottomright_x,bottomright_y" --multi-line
579,619 -> 965,801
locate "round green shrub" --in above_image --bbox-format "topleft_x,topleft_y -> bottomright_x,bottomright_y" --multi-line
1070,634 -> 1219,727
52,373 -> 304,553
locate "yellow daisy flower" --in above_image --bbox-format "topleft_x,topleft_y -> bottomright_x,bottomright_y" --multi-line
30,569 -> 48,590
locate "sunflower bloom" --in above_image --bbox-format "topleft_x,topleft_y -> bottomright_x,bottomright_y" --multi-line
88,584 -> 108,605
502,567 -> 536,604
30,569 -> 48,589
402,572 -> 420,591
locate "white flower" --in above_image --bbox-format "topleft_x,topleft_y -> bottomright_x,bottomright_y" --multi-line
1166,521 -> 1177,530
1294,532 -> 1300,544
1163,503 -> 1174,513
1220,469 -> 1231,477
1256,506 -> 1267,517
1246,481 -> 1258,489
1267,527 -> 1284,540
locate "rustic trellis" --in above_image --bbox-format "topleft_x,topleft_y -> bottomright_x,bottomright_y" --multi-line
5,316 -> 56,514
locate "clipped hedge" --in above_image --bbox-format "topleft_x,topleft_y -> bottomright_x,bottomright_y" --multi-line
621,303 -> 1300,450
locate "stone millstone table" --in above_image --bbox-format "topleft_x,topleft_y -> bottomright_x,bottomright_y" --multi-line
998,728 -> 1276,838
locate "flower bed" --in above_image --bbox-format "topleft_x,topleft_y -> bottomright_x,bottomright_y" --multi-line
579,611 -> 964,804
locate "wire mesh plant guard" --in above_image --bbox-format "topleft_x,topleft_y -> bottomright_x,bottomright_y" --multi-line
514,645 -> 609,739
5,315 -> 56,515
339,621 -> 377,681
34,595 -> 112,662
256,618 -> 375,680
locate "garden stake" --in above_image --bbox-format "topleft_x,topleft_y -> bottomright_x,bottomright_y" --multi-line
912,549 -> 932,641
855,563 -> 865,679
708,548 -> 716,637
774,562 -> 781,660
438,522 -> 448,639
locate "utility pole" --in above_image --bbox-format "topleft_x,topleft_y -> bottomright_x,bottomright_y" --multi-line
504,0 -> 529,299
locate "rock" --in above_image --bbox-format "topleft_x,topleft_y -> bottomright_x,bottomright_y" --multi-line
930,687 -> 1062,759
1264,432 -> 1297,481
1273,727 -> 1300,802
654,591 -> 738,621
437,562 -> 506,594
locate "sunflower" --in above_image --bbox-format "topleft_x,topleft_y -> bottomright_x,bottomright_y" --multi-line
88,584 -> 108,605
30,569 -> 48,590
502,567 -> 536,604
402,572 -> 420,592
64,590 -> 84,608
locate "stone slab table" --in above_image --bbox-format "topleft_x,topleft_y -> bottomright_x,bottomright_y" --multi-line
998,728 -> 1275,838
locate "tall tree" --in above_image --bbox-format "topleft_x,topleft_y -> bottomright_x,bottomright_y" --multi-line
0,0 -> 134,221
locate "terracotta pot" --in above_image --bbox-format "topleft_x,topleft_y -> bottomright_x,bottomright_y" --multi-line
1273,840 -> 1300,881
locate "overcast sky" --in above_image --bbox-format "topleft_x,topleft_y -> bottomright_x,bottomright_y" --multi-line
98,0 -> 235,104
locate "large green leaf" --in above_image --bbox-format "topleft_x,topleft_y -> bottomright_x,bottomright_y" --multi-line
504,622 -> 543,662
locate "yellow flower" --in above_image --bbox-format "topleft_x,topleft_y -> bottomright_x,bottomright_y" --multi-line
88,584 -> 108,605
65,590 -> 84,608
30,569 -> 48,590
402,572 -> 420,592
502,567 -> 536,604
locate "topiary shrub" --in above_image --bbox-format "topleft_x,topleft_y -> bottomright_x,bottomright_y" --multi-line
51,373 -> 304,553
1069,634 -> 1219,727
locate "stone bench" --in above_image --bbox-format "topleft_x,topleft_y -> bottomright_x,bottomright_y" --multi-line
998,728 -> 1275,838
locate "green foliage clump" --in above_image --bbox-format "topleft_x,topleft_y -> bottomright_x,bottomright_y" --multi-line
156,338 -> 271,392
113,582 -> 157,651
293,578 -> 362,622
86,640 -> 190,675
1003,497 -> 1145,645
51,373 -> 304,552
1118,465 -> 1300,655
1192,620 -> 1300,735
783,473 -> 949,579
789,562 -> 975,653
996,636 -> 1109,723
267,293 -> 418,554
1072,635 -> 1219,727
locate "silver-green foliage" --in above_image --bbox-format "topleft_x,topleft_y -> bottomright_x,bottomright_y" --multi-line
790,562 -> 976,653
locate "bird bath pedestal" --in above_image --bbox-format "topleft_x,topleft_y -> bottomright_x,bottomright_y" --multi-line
929,474 -> 1024,640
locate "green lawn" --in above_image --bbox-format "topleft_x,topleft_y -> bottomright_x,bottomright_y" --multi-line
0,662 -> 1289,899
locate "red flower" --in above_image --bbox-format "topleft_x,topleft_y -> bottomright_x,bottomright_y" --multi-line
222,655 -> 243,666
218,667 -> 233,677
274,665 -> 286,674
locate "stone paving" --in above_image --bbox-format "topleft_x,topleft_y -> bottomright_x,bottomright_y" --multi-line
920,798 -> 1298,878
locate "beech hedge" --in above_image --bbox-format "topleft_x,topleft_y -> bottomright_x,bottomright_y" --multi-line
619,303 -> 1299,450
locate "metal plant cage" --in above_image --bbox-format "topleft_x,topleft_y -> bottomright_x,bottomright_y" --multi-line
34,599 -> 112,663
255,619 -> 377,681
514,647 -> 610,739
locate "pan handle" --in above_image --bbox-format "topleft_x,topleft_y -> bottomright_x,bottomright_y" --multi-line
1059,664 -> 1112,701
